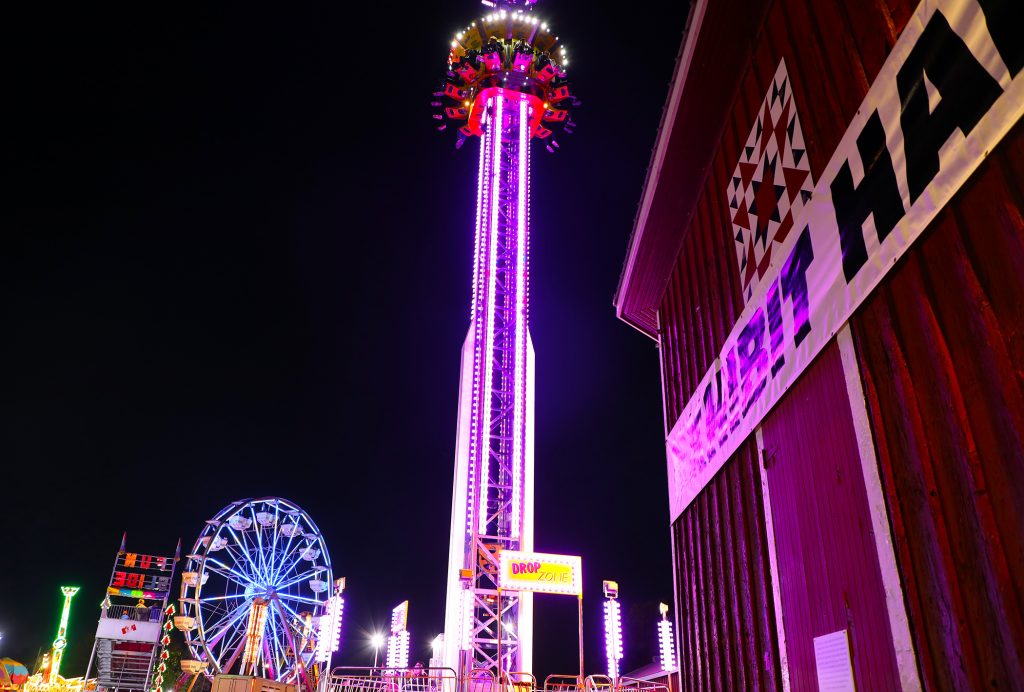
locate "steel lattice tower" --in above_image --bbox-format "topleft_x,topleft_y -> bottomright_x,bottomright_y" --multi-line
433,1 -> 576,678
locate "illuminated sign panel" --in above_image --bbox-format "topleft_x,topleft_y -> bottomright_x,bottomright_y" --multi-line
498,551 -> 582,596
111,572 -> 171,593
390,601 -> 409,634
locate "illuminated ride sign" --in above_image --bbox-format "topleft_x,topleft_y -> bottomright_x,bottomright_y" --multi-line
498,551 -> 582,596
107,552 -> 174,599
497,551 -> 585,680
390,600 -> 409,633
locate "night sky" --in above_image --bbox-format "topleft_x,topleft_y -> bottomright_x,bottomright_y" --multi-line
3,0 -> 688,681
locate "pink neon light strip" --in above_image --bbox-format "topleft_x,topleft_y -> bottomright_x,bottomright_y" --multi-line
471,107 -> 488,324
512,98 -> 528,539
467,107 -> 493,536
479,94 -> 503,535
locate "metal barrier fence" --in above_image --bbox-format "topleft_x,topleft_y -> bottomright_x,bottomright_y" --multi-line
585,677 -> 668,692
541,674 -> 583,692
324,669 -> 667,692
464,668 -> 495,692
616,678 -> 668,692
501,671 -> 536,692
324,667 -> 460,692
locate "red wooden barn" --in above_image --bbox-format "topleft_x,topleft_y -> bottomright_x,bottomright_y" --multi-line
615,0 -> 1024,688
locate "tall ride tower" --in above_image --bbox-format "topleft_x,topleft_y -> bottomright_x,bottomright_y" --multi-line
434,0 -> 577,677
47,586 -> 80,683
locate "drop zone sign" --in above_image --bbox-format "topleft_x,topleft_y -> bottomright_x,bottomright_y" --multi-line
499,550 -> 583,596
667,0 -> 1024,520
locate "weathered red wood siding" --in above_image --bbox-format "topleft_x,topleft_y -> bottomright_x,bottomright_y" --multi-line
671,439 -> 781,691
657,0 -> 772,424
656,0 -> 926,689
761,343 -> 900,688
850,120 -> 1024,689
659,0 -> 914,419
657,3 -> 784,681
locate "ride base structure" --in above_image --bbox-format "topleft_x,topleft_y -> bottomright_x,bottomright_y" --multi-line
79,535 -> 181,692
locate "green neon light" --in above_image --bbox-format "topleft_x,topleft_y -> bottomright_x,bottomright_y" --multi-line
49,586 -> 80,682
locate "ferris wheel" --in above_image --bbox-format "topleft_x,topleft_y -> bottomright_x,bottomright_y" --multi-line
178,497 -> 335,684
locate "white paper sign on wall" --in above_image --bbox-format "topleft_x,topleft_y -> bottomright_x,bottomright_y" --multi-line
813,629 -> 855,692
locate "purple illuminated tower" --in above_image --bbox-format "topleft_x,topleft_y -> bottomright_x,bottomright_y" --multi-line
434,0 -> 577,677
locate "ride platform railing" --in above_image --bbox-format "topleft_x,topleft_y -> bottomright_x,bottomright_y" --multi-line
615,678 -> 668,692
101,603 -> 161,622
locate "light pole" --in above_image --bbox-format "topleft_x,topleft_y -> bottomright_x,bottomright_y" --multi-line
371,633 -> 384,668
316,578 -> 345,667
387,602 -> 410,671
603,581 -> 623,684
657,602 -> 677,692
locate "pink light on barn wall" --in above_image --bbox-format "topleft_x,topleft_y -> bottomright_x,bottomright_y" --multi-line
439,0 -> 578,677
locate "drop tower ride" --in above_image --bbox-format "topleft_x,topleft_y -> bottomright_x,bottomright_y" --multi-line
434,0 -> 577,678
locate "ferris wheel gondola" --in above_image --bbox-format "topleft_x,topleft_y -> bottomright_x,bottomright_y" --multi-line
179,497 -> 334,684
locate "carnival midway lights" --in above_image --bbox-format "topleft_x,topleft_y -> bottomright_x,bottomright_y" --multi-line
176,498 -> 337,692
20,586 -> 84,692
436,0 -> 578,679
47,587 -> 80,684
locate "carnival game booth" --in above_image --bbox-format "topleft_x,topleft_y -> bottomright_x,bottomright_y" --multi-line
616,0 -> 1024,688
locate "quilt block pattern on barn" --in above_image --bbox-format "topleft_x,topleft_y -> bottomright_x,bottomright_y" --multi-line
727,59 -> 814,302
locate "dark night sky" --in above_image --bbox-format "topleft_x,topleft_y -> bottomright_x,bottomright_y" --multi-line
2,0 -> 688,681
